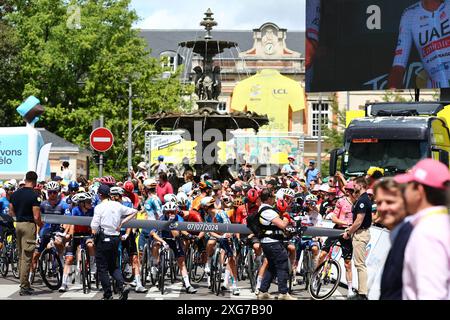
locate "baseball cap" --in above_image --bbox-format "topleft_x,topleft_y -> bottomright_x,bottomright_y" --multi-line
394,158 -> 450,190
312,184 -> 321,192
98,184 -> 110,196
288,155 -> 295,160
319,184 -> 330,193
309,160 -> 316,164
53,176 -> 63,182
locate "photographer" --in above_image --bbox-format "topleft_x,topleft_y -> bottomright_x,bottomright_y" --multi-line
256,189 -> 297,300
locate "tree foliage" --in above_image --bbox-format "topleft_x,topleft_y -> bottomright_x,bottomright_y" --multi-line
3,0 -> 192,177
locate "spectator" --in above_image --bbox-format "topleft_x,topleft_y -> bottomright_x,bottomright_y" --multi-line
156,171 -> 173,204
366,166 -> 384,189
395,158 -> 450,300
281,155 -> 299,176
305,160 -> 320,186
342,176 -> 372,300
8,171 -> 43,296
180,171 -> 194,194
375,178 -> 411,300
60,161 -> 73,184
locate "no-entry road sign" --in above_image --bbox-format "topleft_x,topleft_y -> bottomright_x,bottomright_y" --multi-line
90,127 -> 114,152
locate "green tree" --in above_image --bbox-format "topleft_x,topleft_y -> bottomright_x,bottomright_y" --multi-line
8,0 -> 191,177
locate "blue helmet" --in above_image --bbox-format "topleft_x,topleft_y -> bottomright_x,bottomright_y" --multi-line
158,155 -> 164,162
68,181 -> 79,191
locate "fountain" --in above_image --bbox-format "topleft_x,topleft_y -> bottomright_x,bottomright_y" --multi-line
146,8 -> 269,178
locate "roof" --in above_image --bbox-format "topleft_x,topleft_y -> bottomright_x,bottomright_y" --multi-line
139,29 -> 305,58
36,128 -> 89,153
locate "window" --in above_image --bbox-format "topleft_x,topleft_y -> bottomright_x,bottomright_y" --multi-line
160,51 -> 183,73
310,102 -> 330,137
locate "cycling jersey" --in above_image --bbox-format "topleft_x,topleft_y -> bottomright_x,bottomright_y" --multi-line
154,214 -> 184,239
306,0 -> 321,41
393,0 -> 450,87
0,197 -> 10,215
39,198 -> 69,235
144,194 -> 162,221
186,209 -> 203,223
121,196 -> 133,209
205,210 -> 231,224
69,206 -> 94,234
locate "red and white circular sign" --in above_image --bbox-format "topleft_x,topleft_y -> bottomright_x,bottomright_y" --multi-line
90,127 -> 114,152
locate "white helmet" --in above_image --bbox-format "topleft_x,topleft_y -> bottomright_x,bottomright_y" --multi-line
283,188 -> 295,198
176,192 -> 189,207
143,178 -> 157,188
163,201 -> 178,212
46,181 -> 61,192
3,181 -> 16,191
77,192 -> 93,202
164,193 -> 177,204
200,196 -> 215,208
110,187 -> 124,196
305,194 -> 318,203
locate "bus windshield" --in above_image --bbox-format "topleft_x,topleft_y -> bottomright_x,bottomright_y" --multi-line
346,140 -> 428,176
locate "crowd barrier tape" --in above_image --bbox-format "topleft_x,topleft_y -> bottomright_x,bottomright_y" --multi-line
40,214 -> 345,238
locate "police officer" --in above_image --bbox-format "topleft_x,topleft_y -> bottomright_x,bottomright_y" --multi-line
256,188 -> 297,300
90,184 -> 137,300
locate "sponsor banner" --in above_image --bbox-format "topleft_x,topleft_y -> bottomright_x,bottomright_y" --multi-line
306,0 -> 450,91
0,134 -> 28,173
36,143 -> 52,182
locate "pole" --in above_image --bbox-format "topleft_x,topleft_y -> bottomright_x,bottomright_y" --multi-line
99,115 -> 104,177
128,82 -> 133,180
317,94 -> 322,171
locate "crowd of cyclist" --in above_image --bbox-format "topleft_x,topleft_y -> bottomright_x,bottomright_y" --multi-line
0,156 -> 385,299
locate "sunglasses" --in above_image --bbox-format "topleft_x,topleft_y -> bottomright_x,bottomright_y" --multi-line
48,191 -> 58,194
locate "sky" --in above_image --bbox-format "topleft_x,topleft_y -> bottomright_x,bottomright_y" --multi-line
130,0 -> 306,31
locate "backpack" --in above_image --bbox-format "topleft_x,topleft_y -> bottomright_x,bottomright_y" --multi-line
246,205 -> 273,239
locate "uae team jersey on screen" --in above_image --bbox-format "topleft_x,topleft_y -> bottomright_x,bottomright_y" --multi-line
306,0 -> 321,41
393,1 -> 450,87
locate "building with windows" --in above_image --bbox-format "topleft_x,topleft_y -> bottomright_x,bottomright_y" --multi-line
140,23 -> 438,167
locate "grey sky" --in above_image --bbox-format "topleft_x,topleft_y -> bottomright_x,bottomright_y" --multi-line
130,0 -> 306,31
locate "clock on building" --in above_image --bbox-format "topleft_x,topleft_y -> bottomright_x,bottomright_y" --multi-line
264,42 -> 275,55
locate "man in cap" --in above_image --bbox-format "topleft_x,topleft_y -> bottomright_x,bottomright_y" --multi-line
394,158 -> 450,300
305,160 -> 320,187
90,184 -> 137,300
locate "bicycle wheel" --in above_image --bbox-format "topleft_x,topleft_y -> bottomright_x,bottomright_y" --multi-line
39,248 -> 63,290
81,251 -> 88,294
246,249 -> 256,292
236,247 -> 245,281
288,258 -> 293,293
141,245 -> 149,286
159,250 -> 166,295
214,254 -> 223,296
10,244 -> 19,279
0,245 -> 8,277
191,251 -> 205,283
169,250 -> 177,284
121,249 -> 134,283
308,259 -> 341,300
303,251 -> 313,290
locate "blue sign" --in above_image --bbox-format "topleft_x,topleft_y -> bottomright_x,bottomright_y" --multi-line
0,135 -> 28,173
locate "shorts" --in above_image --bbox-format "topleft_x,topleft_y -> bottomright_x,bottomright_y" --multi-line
138,229 -> 151,252
208,236 -> 234,258
299,239 -> 320,251
121,231 -> 138,256
321,236 -> 353,260
66,233 -> 93,257
159,238 -> 185,259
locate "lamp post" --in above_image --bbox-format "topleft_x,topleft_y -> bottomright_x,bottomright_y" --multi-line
128,81 -> 133,178
317,93 -> 322,171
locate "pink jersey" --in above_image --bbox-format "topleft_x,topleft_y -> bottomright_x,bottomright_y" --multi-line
332,197 -> 353,227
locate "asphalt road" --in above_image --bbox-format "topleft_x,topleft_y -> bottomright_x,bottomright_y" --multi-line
0,271 -> 348,300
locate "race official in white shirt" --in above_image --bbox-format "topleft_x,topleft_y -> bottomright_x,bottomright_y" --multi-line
90,184 -> 137,300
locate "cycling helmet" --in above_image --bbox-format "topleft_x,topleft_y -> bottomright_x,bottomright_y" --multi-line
163,201 -> 178,212
3,182 -> 15,191
143,178 -> 157,189
77,192 -> 93,202
246,188 -> 259,203
289,181 -> 298,189
68,181 -> 79,191
103,176 -> 116,186
176,192 -> 189,207
305,194 -> 318,203
200,196 -> 215,208
232,197 -> 244,207
46,181 -> 61,192
123,181 -> 135,193
164,193 -> 177,204
70,193 -> 80,205
283,188 -> 295,198
110,187 -> 124,196
158,155 -> 164,162
276,199 -> 289,213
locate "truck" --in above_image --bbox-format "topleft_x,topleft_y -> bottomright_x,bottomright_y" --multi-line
329,102 -> 450,177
